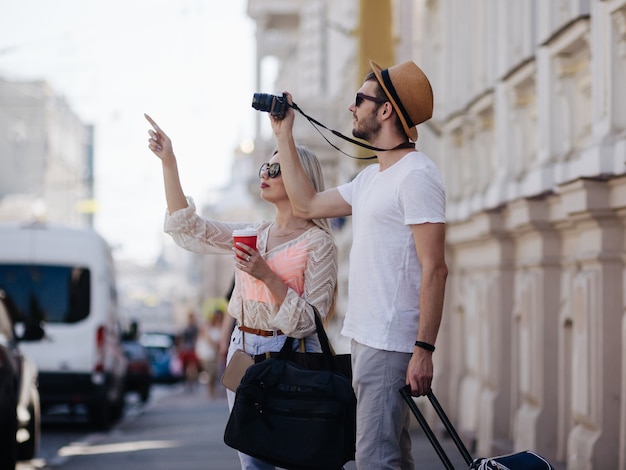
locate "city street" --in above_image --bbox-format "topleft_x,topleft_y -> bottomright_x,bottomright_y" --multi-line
15,383 -> 472,470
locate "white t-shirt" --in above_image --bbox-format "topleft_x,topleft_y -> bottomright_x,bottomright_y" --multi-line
337,151 -> 446,353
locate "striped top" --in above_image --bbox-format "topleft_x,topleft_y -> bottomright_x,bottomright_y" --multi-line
164,198 -> 337,339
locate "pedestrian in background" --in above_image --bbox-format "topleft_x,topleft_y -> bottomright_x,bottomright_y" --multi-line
195,309 -> 224,399
270,60 -> 448,470
179,310 -> 200,391
144,114 -> 338,470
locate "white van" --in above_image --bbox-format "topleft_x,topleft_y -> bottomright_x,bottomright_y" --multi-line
0,222 -> 127,429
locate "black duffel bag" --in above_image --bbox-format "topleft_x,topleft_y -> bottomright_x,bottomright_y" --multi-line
224,308 -> 356,470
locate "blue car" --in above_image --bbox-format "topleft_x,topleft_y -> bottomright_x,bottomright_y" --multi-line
138,332 -> 183,384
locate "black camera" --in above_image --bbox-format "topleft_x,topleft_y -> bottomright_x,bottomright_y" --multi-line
251,93 -> 289,120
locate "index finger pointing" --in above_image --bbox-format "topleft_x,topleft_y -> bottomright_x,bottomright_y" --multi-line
144,113 -> 165,135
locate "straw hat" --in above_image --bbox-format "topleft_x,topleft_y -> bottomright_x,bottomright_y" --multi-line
370,60 -> 434,142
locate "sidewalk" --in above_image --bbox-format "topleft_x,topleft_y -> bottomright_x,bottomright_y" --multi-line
46,384 -> 469,469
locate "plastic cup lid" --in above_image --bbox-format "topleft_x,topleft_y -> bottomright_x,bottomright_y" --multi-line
233,228 -> 257,237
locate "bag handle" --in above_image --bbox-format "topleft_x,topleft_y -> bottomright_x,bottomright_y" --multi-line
277,304 -> 338,371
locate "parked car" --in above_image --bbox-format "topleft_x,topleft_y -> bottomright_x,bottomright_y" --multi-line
121,340 -> 152,403
0,222 -> 127,430
0,292 -> 41,470
139,332 -> 183,384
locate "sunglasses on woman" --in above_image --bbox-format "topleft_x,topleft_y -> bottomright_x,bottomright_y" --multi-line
259,162 -> 281,178
355,92 -> 387,107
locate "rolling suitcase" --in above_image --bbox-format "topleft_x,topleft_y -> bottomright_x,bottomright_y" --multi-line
399,386 -> 555,470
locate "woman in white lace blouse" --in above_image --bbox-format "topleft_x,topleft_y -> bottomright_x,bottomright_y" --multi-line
145,114 -> 338,470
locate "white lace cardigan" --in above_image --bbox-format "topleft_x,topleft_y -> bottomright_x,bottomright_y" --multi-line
164,197 -> 338,338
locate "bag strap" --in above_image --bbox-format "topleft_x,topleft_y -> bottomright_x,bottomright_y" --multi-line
240,303 -> 246,354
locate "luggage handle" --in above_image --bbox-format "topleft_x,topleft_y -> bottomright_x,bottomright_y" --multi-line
399,385 -> 473,468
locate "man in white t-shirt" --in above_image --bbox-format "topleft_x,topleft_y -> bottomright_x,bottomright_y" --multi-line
271,60 -> 447,470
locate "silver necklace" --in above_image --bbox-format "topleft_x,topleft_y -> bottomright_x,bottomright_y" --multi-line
270,222 -> 310,237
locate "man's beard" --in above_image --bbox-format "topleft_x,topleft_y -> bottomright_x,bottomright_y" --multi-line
352,110 -> 381,142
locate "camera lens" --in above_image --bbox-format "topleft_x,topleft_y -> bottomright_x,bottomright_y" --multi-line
251,93 -> 274,113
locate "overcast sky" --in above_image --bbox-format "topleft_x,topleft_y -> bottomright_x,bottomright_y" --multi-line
0,0 -> 256,263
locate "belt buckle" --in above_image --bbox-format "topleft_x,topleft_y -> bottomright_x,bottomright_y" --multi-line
271,329 -> 278,337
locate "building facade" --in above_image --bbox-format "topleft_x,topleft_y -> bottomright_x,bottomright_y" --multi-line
245,1 -> 626,468
0,78 -> 94,226
411,2 -> 625,469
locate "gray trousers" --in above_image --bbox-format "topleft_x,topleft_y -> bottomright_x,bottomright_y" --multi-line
351,340 -> 414,470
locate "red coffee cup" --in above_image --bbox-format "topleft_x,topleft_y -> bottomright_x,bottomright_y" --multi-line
233,228 -> 257,260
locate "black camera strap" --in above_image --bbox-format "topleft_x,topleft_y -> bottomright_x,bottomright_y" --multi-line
290,102 -> 415,160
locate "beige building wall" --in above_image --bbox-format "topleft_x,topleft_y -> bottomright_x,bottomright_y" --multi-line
406,1 -> 626,468
246,0 -> 626,467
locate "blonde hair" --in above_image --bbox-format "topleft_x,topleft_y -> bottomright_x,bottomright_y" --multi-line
293,146 -> 332,235
291,145 -> 338,324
